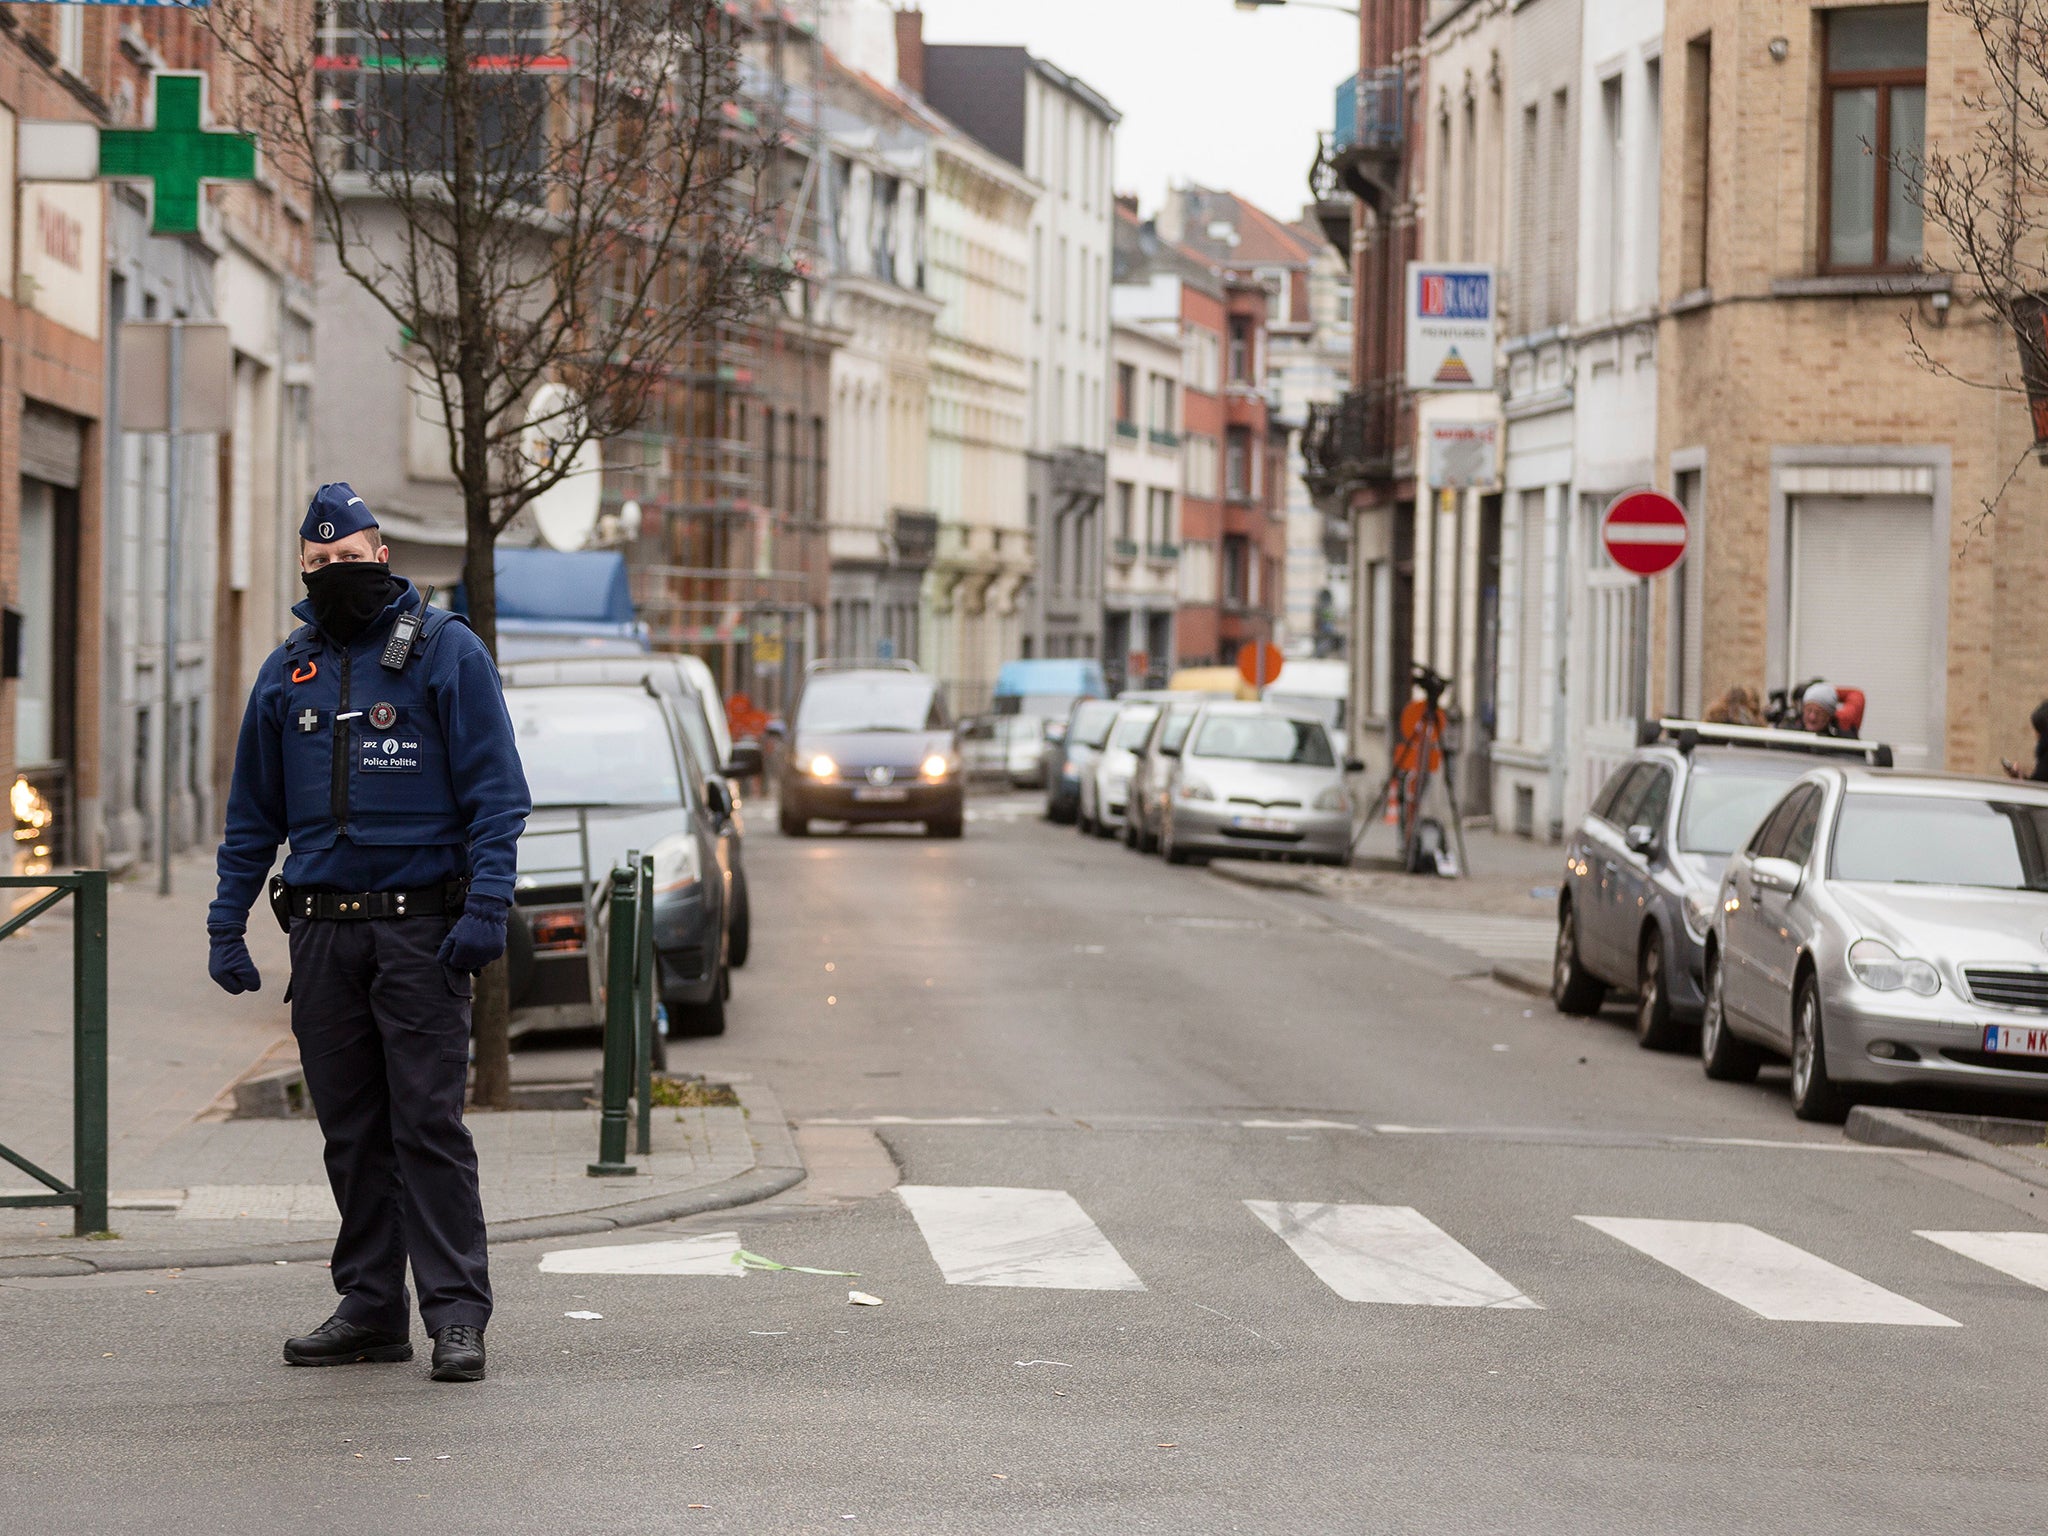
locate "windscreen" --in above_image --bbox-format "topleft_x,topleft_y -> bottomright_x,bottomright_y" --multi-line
1831,794 -> 2048,890
1677,767 -> 1808,855
797,674 -> 938,733
1159,708 -> 1199,753
1111,708 -> 1161,750
1264,692 -> 1344,730
1191,714 -> 1336,767
1068,700 -> 1120,750
510,691 -> 683,807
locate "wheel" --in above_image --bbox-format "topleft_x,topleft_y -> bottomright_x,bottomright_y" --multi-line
1789,975 -> 1850,1122
1122,815 -> 1138,849
1095,812 -> 1116,839
668,960 -> 728,1038
1550,899 -> 1607,1016
728,868 -> 751,969
1633,928 -> 1688,1051
1700,950 -> 1762,1082
926,811 -> 964,839
779,804 -> 809,837
1162,811 -> 1190,865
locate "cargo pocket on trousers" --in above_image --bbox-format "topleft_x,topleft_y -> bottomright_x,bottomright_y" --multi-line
442,966 -> 474,999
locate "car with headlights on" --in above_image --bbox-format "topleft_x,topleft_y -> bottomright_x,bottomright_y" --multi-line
1045,697 -> 1121,824
1079,700 -> 1163,837
504,683 -> 733,1036
777,663 -> 963,838
1155,702 -> 1357,866
1700,766 -> 2048,1121
1550,723 -> 1884,1049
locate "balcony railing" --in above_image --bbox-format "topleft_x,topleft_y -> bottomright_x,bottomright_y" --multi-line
1334,67 -> 1402,156
1111,538 -> 1140,562
1303,384 -> 1398,498
1146,541 -> 1180,563
1148,428 -> 1181,449
1114,419 -> 1140,440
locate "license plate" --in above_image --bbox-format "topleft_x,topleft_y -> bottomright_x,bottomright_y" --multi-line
1232,814 -> 1292,833
1983,1024 -> 2048,1056
852,786 -> 909,802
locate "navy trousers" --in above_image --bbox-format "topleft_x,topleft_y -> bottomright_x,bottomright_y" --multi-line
288,915 -> 492,1335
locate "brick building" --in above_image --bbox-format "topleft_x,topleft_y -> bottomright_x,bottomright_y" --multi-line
1656,0 -> 2034,774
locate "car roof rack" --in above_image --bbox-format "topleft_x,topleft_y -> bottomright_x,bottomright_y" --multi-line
804,657 -> 922,675
1638,717 -> 1894,768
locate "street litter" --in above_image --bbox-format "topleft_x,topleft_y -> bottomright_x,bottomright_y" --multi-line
848,1290 -> 884,1306
734,1249 -> 861,1277
394,1457 -> 411,1462
564,1310 -> 603,1319
1014,1360 -> 1071,1368
1492,1044 -> 1510,1052
749,1330 -> 790,1336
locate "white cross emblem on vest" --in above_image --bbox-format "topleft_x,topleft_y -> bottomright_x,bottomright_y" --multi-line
296,708 -> 320,733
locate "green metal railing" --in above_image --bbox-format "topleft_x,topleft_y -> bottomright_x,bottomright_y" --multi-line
0,872 -> 108,1235
588,853 -> 657,1176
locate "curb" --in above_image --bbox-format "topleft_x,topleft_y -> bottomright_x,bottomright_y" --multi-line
1205,862 -> 1324,896
1844,1104 -> 2048,1193
0,1082 -> 806,1280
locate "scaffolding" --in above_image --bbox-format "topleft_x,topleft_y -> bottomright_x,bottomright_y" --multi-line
618,0 -> 838,724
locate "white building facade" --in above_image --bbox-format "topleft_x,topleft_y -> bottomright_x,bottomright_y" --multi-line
1106,316 -> 1183,689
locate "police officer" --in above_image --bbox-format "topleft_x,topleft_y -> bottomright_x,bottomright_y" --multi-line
208,484 -> 531,1384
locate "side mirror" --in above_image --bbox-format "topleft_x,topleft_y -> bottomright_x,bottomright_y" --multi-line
1344,758 -> 1366,775
704,780 -> 732,817
723,741 -> 765,778
1750,856 -> 1804,895
1625,823 -> 1658,856
763,718 -> 788,741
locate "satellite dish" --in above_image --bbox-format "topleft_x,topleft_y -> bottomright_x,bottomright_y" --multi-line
523,382 -> 603,552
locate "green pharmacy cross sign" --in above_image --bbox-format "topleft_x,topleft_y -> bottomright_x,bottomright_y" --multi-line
99,74 -> 258,235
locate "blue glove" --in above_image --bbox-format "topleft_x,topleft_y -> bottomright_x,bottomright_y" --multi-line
437,895 -> 509,973
208,927 -> 262,995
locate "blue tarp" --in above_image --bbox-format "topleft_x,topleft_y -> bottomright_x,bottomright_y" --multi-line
453,548 -> 635,625
994,658 -> 1106,701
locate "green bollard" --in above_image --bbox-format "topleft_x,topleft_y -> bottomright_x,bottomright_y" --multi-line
588,862 -> 640,1177
635,853 -> 655,1158
72,872 -> 109,1236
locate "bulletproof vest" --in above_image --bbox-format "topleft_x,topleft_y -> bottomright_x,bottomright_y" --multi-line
278,606 -> 469,855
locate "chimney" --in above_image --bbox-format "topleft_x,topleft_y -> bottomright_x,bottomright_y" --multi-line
1115,193 -> 1139,218
895,7 -> 926,95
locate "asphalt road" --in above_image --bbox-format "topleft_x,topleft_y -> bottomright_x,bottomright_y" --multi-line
7,797 -> 2048,1533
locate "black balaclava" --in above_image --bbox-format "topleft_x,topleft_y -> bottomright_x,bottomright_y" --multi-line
303,561 -> 402,645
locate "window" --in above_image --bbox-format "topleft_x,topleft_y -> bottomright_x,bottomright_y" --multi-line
1517,103 -> 1540,323
1225,427 -> 1254,499
1228,316 -> 1252,383
1115,481 -> 1135,541
1682,35 -> 1712,291
1222,535 -> 1250,603
1641,60 -> 1663,303
1151,373 -> 1177,432
1750,785 -> 1817,858
1823,5 -> 1926,270
1601,75 -> 1626,314
1459,95 -> 1478,263
56,5 -> 84,75
1593,763 -> 1647,823
1115,363 -> 1136,427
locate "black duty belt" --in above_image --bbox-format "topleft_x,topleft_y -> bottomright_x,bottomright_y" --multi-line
272,879 -> 467,924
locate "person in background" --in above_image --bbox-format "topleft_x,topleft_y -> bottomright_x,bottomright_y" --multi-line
1800,683 -> 1857,739
2002,701 -> 2048,781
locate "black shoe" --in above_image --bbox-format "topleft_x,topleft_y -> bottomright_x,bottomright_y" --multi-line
283,1315 -> 413,1367
430,1324 -> 486,1383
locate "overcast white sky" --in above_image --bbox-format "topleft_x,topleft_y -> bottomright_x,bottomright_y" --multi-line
908,0 -> 1354,225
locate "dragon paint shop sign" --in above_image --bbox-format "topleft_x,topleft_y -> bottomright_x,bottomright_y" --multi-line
1405,263 -> 1495,392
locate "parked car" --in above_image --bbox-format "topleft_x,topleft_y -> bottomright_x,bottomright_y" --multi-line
1262,659 -> 1350,760
1125,697 -> 1209,854
1550,724 -> 1881,1049
1045,697 -> 1121,824
1700,766 -> 2048,1121
499,653 -> 762,967
1154,702 -> 1356,866
992,658 -> 1104,789
503,683 -> 733,1037
1079,701 -> 1163,838
776,663 -> 963,838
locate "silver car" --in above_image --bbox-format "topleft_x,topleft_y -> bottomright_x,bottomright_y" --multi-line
1156,702 -> 1355,866
1703,765 -> 2048,1120
1080,702 -> 1162,838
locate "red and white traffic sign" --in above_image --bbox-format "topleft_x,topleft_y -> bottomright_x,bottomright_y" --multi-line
1601,490 -> 1689,577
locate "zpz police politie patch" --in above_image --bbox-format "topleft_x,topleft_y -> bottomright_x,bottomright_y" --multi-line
359,735 -> 423,773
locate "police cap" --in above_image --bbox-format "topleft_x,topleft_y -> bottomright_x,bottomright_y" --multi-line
300,483 -> 377,545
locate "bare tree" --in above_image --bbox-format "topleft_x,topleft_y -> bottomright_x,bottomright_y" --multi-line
206,0 -> 786,1105
1904,0 -> 2048,520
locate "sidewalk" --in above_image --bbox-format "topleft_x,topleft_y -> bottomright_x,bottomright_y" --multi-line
0,853 -> 803,1277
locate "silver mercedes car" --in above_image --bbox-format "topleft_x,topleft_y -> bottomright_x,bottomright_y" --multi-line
1702,765 -> 2048,1120
1156,702 -> 1357,866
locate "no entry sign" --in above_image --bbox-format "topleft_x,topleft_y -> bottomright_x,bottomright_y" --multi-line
1601,490 -> 1689,577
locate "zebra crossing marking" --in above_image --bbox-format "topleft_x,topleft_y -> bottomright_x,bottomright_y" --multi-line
538,1232 -> 746,1276
1916,1230 -> 2048,1293
1578,1216 -> 1960,1326
1246,1201 -> 1541,1309
895,1185 -> 1147,1291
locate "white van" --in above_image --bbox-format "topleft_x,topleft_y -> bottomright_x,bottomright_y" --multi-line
1262,659 -> 1350,759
